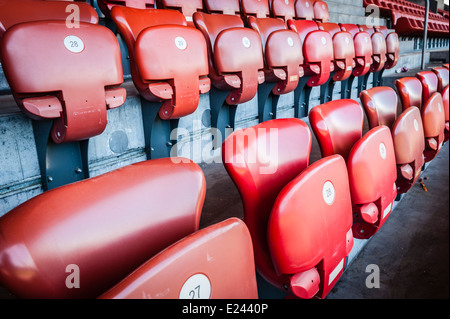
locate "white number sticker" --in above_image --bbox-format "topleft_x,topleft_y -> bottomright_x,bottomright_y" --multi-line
414,119 -> 419,131
179,274 -> 211,299
175,36 -> 187,50
322,181 -> 336,205
242,37 -> 251,48
379,142 -> 387,159
64,35 -> 84,53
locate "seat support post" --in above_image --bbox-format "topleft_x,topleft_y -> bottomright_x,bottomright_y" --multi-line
209,87 -> 237,147
320,71 -> 337,104
32,119 -> 89,191
141,97 -> 179,160
257,82 -> 281,123
294,76 -> 312,118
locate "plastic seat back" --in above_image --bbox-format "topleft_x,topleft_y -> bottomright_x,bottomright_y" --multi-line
99,0 -> 154,14
241,0 -> 271,18
156,0 -> 203,25
97,0 -> 155,18
309,99 -> 364,161
395,76 -> 423,111
203,0 -> 240,15
99,218 -> 258,299
0,21 -> 125,143
376,26 -> 400,70
112,7 -> 210,119
360,87 -> 425,194
270,0 -> 295,21
0,158 -> 206,298
294,0 -> 315,20
193,12 -> 264,105
432,66 -> 449,93
340,24 -> 373,77
268,155 -> 353,299
391,107 -> 425,194
442,85 -> 449,142
222,118 -> 312,293
359,25 -> 386,73
0,0 -> 98,39
348,126 -> 397,239
248,16 -> 303,94
313,0 -> 329,22
416,71 -> 438,106
318,22 -> 355,82
288,19 -> 334,87
422,92 -> 446,162
360,86 -> 398,129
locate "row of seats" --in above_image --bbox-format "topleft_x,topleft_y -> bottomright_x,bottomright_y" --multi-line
363,0 -> 450,37
0,0 -> 400,133
0,0 -> 400,190
0,63 -> 447,299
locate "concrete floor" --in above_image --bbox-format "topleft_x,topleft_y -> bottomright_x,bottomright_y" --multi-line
327,142 -> 449,299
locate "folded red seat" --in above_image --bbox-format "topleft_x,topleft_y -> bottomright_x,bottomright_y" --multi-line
317,22 -> 356,103
247,15 -> 304,121
193,9 -> 264,141
222,118 -> 353,299
338,23 -> 373,99
309,99 -> 397,239
270,0 -> 296,21
360,87 -> 425,194
97,0 -> 155,18
0,18 -> 125,190
155,0 -> 203,26
288,19 -> 334,117
111,7 -> 210,158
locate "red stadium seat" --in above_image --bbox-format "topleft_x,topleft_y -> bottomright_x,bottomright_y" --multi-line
347,110 -> 397,239
267,155 -> 353,299
193,11 -> 264,140
203,0 -> 240,15
222,118 -> 353,299
313,0 -> 329,22
421,92 -> 446,162
360,87 -> 425,194
391,107 -> 426,193
416,71 -> 439,106
372,26 -> 400,87
309,99 -> 364,161
270,0 -> 296,21
155,0 -> 203,26
432,66 -> 449,93
357,25 -> 387,92
317,22 -> 356,103
247,15 -> 304,121
97,0 -> 155,18
241,0 -> 271,18
395,76 -> 423,111
294,0 -> 315,20
288,19 -> 334,117
0,0 -> 98,40
112,7 -> 210,158
100,218 -> 258,299
0,158 -> 206,299
1,20 -> 125,190
442,86 -> 449,142
309,100 -> 397,239
339,23 -> 373,99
